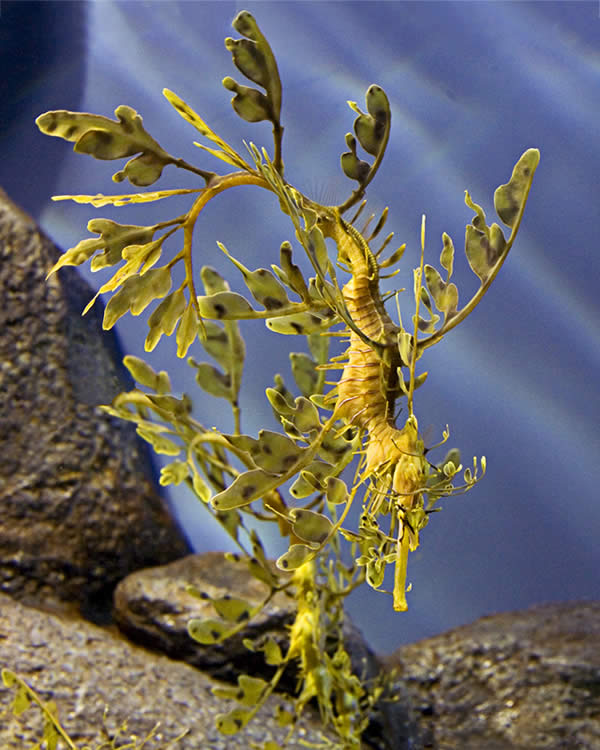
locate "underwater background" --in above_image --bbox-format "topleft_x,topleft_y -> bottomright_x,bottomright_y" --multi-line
2,0 -> 598,653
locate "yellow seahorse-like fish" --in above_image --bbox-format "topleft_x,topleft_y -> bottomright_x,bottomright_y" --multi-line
319,209 -> 427,611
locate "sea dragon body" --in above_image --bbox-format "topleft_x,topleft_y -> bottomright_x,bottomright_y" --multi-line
320,211 -> 427,610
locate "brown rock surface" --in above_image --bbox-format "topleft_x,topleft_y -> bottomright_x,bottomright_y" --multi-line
0,592 -> 333,749
385,601 -> 600,749
0,188 -> 190,620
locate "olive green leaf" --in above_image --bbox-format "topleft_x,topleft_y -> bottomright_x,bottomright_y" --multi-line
210,594 -> 254,623
145,289 -> 187,352
349,84 -> 391,157
227,10 -> 282,123
213,675 -> 268,707
243,635 -> 283,666
275,241 -> 310,301
223,78 -> 273,123
326,476 -> 348,505
289,508 -> 333,546
289,460 -> 336,499
424,264 -> 459,318
226,430 -> 306,474
341,133 -> 371,183
276,543 -> 315,570
197,291 -> 256,320
159,460 -> 190,486
163,88 -> 250,171
36,105 -> 174,186
176,301 -> 200,358
101,266 -> 172,329
189,361 -> 232,400
440,232 -> 455,279
215,707 -> 253,735
211,469 -> 276,510
50,187 -> 201,208
265,391 -> 322,434
464,192 -> 508,284
191,470 -> 212,503
136,427 -> 180,456
195,320 -> 229,369
266,311 -> 330,336
188,618 -> 232,645
123,354 -> 171,393
46,219 -> 156,277
494,147 -> 540,228
2,669 -> 32,716
290,352 -> 319,398
218,242 -> 291,309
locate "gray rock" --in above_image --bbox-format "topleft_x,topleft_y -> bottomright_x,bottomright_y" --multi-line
114,552 -> 422,750
0,592 -> 334,749
0,188 -> 190,621
385,601 -> 600,749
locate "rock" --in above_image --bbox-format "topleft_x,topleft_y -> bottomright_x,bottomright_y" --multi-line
0,592 -> 334,749
114,552 -> 422,750
385,601 -> 600,750
0,188 -> 190,621
114,552 -> 296,685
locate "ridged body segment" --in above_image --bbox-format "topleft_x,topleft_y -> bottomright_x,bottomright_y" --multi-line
320,214 -> 424,496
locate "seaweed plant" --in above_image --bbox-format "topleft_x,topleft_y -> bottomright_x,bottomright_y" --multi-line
7,10 -> 538,749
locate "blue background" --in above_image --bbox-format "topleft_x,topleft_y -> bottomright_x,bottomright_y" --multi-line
2,1 -> 598,653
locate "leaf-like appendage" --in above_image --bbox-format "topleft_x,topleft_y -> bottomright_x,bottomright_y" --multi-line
145,290 -> 187,352
176,302 -> 199,358
159,460 -> 189,486
424,264 -> 459,317
51,188 -> 202,208
494,148 -> 540,228
223,77 -> 273,123
215,707 -> 253,735
225,37 -> 270,89
276,543 -> 315,570
101,267 -> 172,329
136,427 -> 180,456
326,476 -> 348,505
219,242 -> 291,309
201,266 -> 230,295
352,84 -> 390,157
188,618 -> 231,645
277,241 -> 309,300
229,10 -> 282,122
90,219 -> 157,271
289,508 -> 333,545
197,291 -> 256,319
266,311 -> 329,335
46,219 -> 156,277
290,352 -> 319,398
211,468 -> 276,510
226,429 -> 306,474
244,635 -> 283,666
195,320 -> 228,368
289,460 -> 336,499
210,594 -> 254,623
440,232 -> 455,279
36,106 -> 173,186
190,361 -> 231,400
214,674 -> 268,708
163,88 -> 249,171
464,223 -> 506,283
123,355 -> 171,392
341,148 -> 370,183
